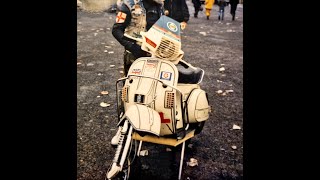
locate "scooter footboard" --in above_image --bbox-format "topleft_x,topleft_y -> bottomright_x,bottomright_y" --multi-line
125,104 -> 161,136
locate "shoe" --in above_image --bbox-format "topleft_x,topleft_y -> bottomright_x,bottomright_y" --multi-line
111,127 -> 122,145
194,13 -> 198,18
207,16 -> 209,20
232,15 -> 235,21
218,16 -> 220,20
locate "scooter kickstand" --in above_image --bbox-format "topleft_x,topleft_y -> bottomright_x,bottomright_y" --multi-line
178,141 -> 186,180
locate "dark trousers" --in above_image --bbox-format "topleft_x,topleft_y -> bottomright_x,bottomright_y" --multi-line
123,50 -> 136,76
230,3 -> 238,16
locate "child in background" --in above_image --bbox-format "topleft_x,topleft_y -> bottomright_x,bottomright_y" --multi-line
204,0 -> 215,20
217,0 -> 227,21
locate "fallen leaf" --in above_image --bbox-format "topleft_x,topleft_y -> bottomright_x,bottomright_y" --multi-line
219,67 -> 225,72
77,62 -> 82,65
108,51 -> 114,54
166,148 -> 172,152
110,65 -> 115,68
226,23 -> 231,25
89,120 -> 93,122
77,30 -> 81,32
217,80 -> 222,83
226,90 -> 234,93
119,71 -> 124,74
99,28 -> 104,30
199,32 -> 207,36
221,74 -> 226,77
104,50 -> 108,53
87,63 -> 94,66
231,145 -> 237,150
139,150 -> 148,156
97,95 -> 100,98
221,64 -> 225,66
232,124 -> 241,130
222,92 -> 227,96
227,29 -> 233,32
94,33 -> 98,36
100,102 -> 110,107
100,91 -> 109,95
78,22 -> 82,24
187,158 -> 198,167
105,46 -> 112,48
98,73 -> 102,76
216,90 -> 223,94
80,159 -> 84,163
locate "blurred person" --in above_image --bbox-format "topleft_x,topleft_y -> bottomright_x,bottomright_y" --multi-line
204,0 -> 215,20
230,0 -> 239,20
192,0 -> 203,18
217,0 -> 227,20
225,0 -> 230,6
163,0 -> 189,30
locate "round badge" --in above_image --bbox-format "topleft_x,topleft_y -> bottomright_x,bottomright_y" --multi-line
167,22 -> 178,32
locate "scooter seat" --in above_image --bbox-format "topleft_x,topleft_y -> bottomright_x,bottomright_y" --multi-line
176,61 -> 204,84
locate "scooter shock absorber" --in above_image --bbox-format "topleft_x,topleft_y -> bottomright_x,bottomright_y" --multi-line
112,134 -> 125,164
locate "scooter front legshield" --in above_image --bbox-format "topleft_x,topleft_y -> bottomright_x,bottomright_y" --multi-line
125,104 -> 161,136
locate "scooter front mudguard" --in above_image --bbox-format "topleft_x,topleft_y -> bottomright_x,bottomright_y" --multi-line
125,104 -> 161,136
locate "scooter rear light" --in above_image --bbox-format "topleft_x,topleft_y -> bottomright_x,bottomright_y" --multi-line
165,91 -> 175,108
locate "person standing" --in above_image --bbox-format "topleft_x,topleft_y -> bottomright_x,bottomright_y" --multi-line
204,0 -> 215,20
111,0 -> 164,145
217,0 -> 227,20
163,0 -> 190,30
192,0 -> 202,18
230,0 -> 239,20
112,0 -> 164,76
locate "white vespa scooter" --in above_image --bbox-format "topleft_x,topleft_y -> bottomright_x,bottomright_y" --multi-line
107,15 -> 211,180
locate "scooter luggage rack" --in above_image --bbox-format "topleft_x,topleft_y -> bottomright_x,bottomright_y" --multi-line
115,74 -> 191,180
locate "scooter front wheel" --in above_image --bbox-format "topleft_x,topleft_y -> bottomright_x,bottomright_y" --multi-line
107,125 -> 140,180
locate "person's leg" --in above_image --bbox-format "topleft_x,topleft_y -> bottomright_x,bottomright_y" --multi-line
111,50 -> 136,145
233,3 -> 238,20
205,8 -> 211,19
230,4 -> 235,20
222,7 -> 224,20
194,6 -> 199,17
123,50 -> 135,76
